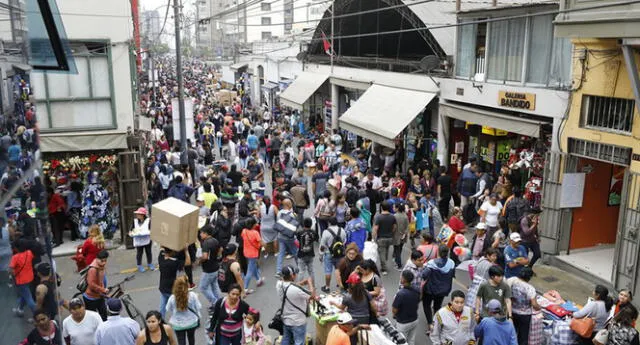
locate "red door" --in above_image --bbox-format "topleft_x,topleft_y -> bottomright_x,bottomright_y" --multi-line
569,158 -> 620,250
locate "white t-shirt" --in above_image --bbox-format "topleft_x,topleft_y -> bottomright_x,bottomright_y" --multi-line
62,310 -> 103,345
480,201 -> 503,227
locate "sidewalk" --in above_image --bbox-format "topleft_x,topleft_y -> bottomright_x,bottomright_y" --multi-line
51,232 -> 122,258
529,264 -> 595,305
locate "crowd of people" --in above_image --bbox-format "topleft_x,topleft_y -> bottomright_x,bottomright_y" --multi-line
4,57 -> 640,345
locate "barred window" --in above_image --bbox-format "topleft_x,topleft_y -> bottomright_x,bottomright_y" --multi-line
581,95 -> 635,134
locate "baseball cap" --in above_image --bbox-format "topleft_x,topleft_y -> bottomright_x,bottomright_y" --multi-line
345,272 -> 361,285
36,262 -> 52,276
509,232 -> 522,242
486,299 -> 502,313
475,222 -> 487,230
223,243 -> 238,256
69,297 -> 84,308
337,312 -> 356,325
106,298 -> 123,314
281,265 -> 299,278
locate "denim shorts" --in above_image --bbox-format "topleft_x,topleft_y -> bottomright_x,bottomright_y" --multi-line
323,253 -> 340,275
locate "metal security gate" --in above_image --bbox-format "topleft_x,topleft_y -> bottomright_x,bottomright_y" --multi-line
539,151 -> 577,255
613,171 -> 640,296
118,151 -> 146,249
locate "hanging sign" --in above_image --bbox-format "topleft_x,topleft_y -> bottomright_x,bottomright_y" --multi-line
498,91 -> 536,110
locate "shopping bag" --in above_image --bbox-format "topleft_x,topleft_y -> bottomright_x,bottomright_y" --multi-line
570,317 -> 595,338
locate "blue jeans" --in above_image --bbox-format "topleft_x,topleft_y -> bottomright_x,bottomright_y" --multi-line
282,324 -> 307,345
276,238 -> 299,274
218,333 -> 242,345
15,283 -> 36,313
159,292 -> 171,319
199,271 -> 223,305
244,257 -> 261,289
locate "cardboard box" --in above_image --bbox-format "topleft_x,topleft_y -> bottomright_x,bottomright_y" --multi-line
151,197 -> 199,251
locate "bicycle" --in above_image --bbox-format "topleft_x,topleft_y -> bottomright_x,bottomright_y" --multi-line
73,274 -> 146,328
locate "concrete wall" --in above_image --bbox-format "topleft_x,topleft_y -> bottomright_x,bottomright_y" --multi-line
560,38 -> 640,173
37,0 -> 134,149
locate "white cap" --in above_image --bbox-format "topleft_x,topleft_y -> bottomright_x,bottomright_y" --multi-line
336,312 -> 355,325
475,222 -> 487,230
509,232 -> 522,242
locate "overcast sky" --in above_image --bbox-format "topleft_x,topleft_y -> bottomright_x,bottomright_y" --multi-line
141,0 -> 195,48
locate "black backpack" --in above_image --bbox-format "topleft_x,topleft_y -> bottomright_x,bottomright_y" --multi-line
346,186 -> 359,207
506,197 -> 530,225
327,228 -> 345,258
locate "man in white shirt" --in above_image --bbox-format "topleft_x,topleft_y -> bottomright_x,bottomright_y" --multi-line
63,298 -> 103,345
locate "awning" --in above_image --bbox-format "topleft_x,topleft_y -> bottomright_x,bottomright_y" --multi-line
40,133 -> 128,152
339,84 -> 437,148
230,62 -> 248,71
279,72 -> 329,110
439,102 -> 544,138
261,81 -> 279,90
12,63 -> 32,72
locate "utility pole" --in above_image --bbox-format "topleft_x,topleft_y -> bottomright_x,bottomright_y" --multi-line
174,0 -> 187,165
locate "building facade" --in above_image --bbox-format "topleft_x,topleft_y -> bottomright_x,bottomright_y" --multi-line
541,0 -> 640,301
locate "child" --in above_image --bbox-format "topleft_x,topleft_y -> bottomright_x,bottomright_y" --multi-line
296,217 -> 318,290
242,307 -> 267,345
130,207 -> 153,272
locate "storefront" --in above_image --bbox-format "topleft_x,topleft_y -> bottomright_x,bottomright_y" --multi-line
278,71 -> 330,132
440,101 -> 552,207
42,152 -> 120,239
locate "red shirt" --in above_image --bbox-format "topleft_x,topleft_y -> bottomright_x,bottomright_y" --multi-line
48,193 -> 66,214
448,216 -> 466,234
82,238 -> 102,266
10,250 -> 34,285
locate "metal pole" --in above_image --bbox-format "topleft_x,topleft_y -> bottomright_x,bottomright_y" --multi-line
151,57 -> 156,99
330,0 -> 334,73
174,0 -> 187,165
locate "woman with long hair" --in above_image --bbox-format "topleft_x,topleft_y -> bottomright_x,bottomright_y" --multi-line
165,276 -> 201,345
81,225 -> 105,266
573,285 -> 615,344
259,196 -> 278,258
208,284 -> 250,345
135,310 -> 178,345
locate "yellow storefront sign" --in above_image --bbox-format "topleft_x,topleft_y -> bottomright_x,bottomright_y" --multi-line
498,91 -> 536,110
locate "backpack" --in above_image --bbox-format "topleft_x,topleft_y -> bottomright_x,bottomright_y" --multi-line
76,266 -> 95,292
346,186 -> 359,206
327,227 -> 345,258
506,197 -> 530,225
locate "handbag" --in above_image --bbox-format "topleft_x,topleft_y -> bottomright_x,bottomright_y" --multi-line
545,304 -> 572,318
268,285 -> 292,335
592,328 -> 609,345
187,306 -> 200,328
570,317 -> 596,338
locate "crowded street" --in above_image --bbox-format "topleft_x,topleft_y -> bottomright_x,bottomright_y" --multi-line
2,0 -> 640,345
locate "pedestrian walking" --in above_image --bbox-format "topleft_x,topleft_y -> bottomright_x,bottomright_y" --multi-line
165,276 -> 201,345
296,217 -> 319,290
274,199 -> 300,276
276,265 -> 313,345
475,266 -> 512,322
319,218 -> 346,293
20,309 -> 63,345
83,250 -> 110,321
393,270 -> 421,345
62,298 -> 103,345
393,203 -> 409,270
372,201 -> 396,275
474,299 -> 518,345
10,240 -> 36,317
241,219 -> 265,294
95,298 -> 140,345
508,267 -> 540,345
207,284 -> 251,345
431,290 -> 476,345
135,310 -> 178,345
198,227 -> 223,306
259,196 -> 278,259
421,245 -> 456,334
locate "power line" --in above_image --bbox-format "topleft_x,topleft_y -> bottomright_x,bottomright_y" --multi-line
156,0 -> 172,42
218,0 -> 437,27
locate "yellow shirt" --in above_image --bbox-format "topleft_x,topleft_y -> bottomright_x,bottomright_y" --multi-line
326,325 -> 350,345
202,192 -> 218,209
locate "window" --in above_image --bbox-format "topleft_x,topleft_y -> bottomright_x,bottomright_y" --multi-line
261,31 -> 272,40
456,22 -> 477,78
31,42 -> 115,130
527,15 -> 554,84
25,0 -> 75,71
261,17 -> 271,25
261,2 -> 271,11
581,95 -> 635,134
487,18 -> 526,82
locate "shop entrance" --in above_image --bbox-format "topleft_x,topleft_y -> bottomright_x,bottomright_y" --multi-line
569,158 -> 622,250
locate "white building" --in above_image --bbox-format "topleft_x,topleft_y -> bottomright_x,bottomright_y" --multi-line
141,10 -> 161,41
31,0 -> 135,153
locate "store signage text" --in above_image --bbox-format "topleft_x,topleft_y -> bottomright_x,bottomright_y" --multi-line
498,91 -> 536,110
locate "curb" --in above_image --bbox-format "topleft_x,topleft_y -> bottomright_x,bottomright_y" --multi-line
52,243 -> 123,258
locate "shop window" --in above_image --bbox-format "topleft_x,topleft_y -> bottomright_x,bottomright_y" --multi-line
581,95 -> 635,134
31,41 -> 116,131
487,18 -> 526,82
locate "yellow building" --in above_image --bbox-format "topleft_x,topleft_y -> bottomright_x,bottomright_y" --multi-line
541,0 -> 640,300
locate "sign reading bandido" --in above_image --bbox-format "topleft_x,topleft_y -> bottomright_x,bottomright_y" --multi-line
498,91 -> 536,110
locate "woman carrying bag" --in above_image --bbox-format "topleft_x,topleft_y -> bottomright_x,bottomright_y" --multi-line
165,276 -> 202,345
571,285 -> 614,344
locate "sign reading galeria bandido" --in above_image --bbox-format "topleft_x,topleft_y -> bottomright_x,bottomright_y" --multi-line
498,91 -> 536,110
